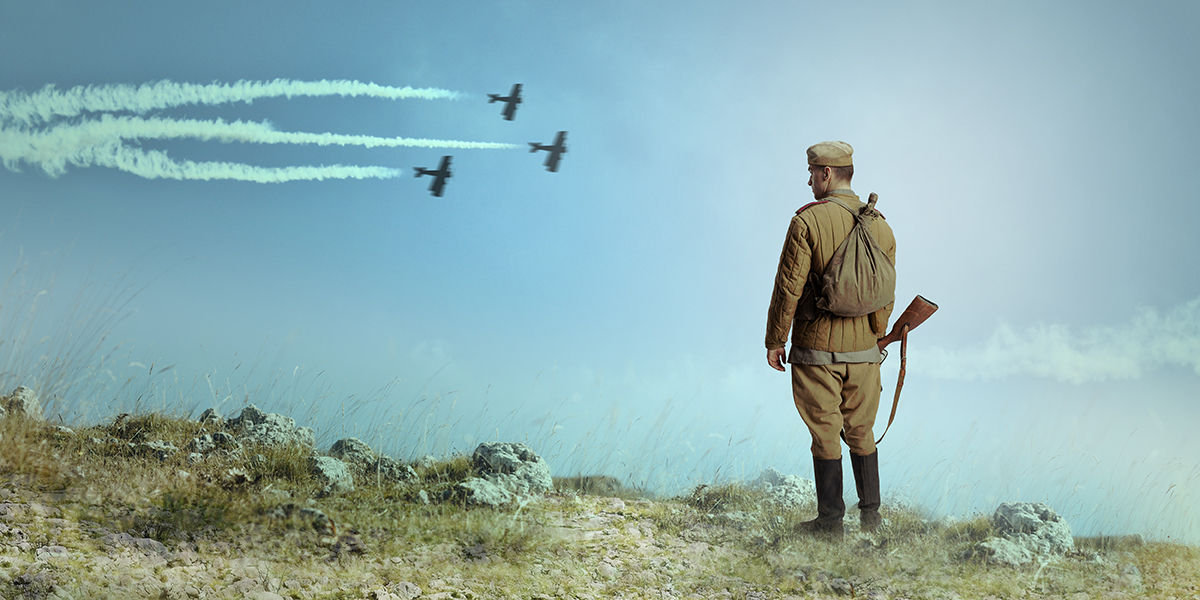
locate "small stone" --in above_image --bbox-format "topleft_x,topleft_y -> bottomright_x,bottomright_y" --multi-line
462,543 -> 488,562
597,561 -> 618,578
392,582 -> 421,600
35,545 -> 69,560
198,408 -> 223,425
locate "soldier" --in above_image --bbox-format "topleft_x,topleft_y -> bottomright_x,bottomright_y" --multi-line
765,141 -> 896,539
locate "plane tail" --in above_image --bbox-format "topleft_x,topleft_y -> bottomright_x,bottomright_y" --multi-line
528,143 -> 541,153
413,168 -> 424,178
487,94 -> 499,103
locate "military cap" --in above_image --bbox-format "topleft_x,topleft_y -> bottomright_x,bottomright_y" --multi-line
806,141 -> 854,167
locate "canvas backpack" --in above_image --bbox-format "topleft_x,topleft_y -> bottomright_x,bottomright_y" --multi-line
813,193 -> 896,317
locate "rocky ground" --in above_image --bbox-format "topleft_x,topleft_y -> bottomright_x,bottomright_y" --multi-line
3,477 -> 1196,599
0,387 -> 1197,599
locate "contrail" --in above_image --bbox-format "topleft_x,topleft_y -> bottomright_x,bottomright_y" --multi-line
1,115 -> 520,177
80,143 -> 405,183
916,297 -> 1200,383
0,79 -> 465,126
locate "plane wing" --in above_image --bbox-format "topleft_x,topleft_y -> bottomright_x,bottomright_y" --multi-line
429,176 -> 447,197
545,150 -> 562,173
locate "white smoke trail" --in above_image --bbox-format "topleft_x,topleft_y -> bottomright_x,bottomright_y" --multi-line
0,115 -> 520,177
80,143 -> 405,183
916,297 -> 1200,384
0,79 -> 464,126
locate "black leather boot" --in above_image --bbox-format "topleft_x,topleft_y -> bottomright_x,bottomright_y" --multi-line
851,451 -> 881,532
798,456 -> 844,540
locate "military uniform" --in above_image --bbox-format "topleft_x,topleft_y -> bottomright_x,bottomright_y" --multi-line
765,141 -> 896,536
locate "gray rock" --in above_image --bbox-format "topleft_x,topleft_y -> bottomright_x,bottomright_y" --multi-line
971,536 -> 1034,567
2,386 -> 42,420
752,467 -> 817,509
392,582 -> 421,600
134,440 -> 179,461
330,438 -> 375,469
329,438 -> 415,485
968,502 -> 1074,566
12,568 -> 56,596
269,503 -> 337,536
456,477 -> 516,507
377,456 -> 419,483
473,441 -> 553,490
993,502 -> 1074,554
190,431 -> 240,455
35,545 -> 69,560
455,442 -> 553,508
198,407 -> 223,426
101,532 -> 170,557
310,456 -> 355,496
227,405 -> 315,449
1118,562 -> 1143,592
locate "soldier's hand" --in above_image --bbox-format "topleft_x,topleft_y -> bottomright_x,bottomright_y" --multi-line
767,348 -> 787,372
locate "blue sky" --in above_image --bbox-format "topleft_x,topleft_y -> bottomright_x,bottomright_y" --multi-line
2,0 -> 1198,543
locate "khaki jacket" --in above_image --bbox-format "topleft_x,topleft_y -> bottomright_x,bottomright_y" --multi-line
765,189 -> 897,355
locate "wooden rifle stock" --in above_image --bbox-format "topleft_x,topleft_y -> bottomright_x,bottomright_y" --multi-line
872,294 -> 938,445
877,295 -> 939,351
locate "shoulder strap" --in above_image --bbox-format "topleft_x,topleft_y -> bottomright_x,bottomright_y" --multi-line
823,196 -> 857,215
795,200 -> 827,215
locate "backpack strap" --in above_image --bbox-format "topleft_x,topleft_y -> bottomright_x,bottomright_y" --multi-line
823,196 -> 857,215
825,194 -> 884,225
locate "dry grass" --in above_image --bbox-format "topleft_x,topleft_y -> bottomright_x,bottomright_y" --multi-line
1,410 -> 1198,598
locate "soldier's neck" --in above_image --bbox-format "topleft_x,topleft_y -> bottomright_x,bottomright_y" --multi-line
821,186 -> 855,199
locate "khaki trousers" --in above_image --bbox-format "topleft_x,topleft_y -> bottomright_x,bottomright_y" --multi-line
790,362 -> 881,460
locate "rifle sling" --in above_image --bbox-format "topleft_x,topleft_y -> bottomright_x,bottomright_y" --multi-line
874,324 -> 908,445
835,323 -> 906,447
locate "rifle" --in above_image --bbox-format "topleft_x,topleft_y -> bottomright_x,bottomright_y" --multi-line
878,294 -> 939,352
873,295 -> 938,444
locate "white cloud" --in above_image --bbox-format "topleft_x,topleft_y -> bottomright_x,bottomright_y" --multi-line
917,297 -> 1200,383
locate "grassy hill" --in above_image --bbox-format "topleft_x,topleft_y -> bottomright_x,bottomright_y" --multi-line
0,408 -> 1196,599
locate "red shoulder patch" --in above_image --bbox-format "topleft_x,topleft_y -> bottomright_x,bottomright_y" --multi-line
795,200 -> 826,215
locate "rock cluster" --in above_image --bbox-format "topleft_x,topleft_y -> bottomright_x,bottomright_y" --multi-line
329,437 -> 418,487
226,405 -> 316,449
967,502 -> 1075,567
1,386 -> 43,420
751,467 -> 817,509
455,442 -> 553,508
2,385 -> 558,510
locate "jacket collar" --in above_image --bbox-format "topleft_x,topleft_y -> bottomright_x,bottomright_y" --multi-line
824,188 -> 858,201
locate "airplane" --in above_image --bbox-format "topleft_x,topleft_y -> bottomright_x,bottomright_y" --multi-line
413,155 -> 452,197
529,131 -> 567,172
487,83 -> 522,121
